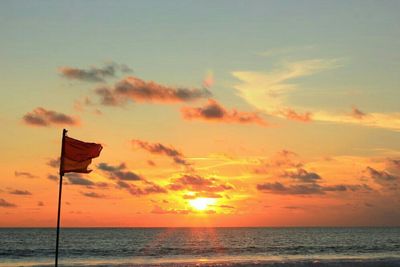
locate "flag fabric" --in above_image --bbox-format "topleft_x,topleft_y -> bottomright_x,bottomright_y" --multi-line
61,136 -> 102,174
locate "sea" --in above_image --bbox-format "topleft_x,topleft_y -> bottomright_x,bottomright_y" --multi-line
1,227 -> 400,267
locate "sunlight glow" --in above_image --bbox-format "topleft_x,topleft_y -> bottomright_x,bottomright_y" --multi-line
189,198 -> 216,211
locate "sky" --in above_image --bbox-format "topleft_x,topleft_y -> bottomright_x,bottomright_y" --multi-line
0,0 -> 400,227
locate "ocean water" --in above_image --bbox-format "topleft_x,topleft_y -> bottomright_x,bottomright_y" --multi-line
1,227 -> 400,267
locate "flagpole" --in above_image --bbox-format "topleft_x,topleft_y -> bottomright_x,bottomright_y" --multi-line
55,128 -> 67,267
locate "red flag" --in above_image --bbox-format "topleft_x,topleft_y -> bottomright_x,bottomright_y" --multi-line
61,136 -> 102,175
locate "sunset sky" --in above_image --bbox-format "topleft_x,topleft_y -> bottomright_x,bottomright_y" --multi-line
1,1 -> 400,227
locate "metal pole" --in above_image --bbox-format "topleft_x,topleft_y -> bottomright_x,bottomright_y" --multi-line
55,129 -> 67,267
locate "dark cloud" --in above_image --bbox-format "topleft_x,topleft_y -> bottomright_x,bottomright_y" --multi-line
15,171 -> 37,178
284,206 -> 302,210
81,192 -> 106,198
48,174 -> 59,181
351,107 -> 367,120
151,205 -> 191,215
66,173 -> 95,186
0,198 -> 17,208
22,107 -> 78,127
257,182 -> 325,195
147,160 -> 156,167
278,108 -> 312,122
97,162 -> 142,181
97,162 -> 126,172
364,166 -> 398,190
47,158 -> 60,168
257,182 -> 369,195
95,76 -> 211,106
181,99 -> 267,126
132,140 -> 190,166
282,168 -> 321,183
59,63 -> 132,82
9,189 -> 32,196
127,182 -> 167,196
169,174 -> 232,196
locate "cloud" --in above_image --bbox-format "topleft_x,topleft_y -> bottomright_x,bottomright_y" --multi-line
128,182 -> 167,196
314,111 -> 400,132
147,160 -> 156,167
97,162 -> 142,181
257,182 -> 325,195
233,59 -> 400,131
277,108 -> 312,122
181,99 -> 267,126
97,162 -> 166,196
254,150 -> 303,174
22,107 -> 79,127
47,158 -> 60,168
151,205 -> 191,214
282,168 -> 321,183
168,174 -> 233,196
233,59 -> 339,115
48,174 -> 58,181
81,191 -> 106,198
15,171 -> 37,178
0,198 -> 17,208
66,173 -> 95,186
182,192 -> 223,199
364,166 -> 398,190
59,63 -> 132,82
9,189 -> 32,195
132,140 -> 190,166
97,162 -> 126,172
257,182 -> 371,195
95,76 -> 211,105
350,107 -> 367,120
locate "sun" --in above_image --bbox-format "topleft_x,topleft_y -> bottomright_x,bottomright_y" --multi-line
189,198 -> 216,211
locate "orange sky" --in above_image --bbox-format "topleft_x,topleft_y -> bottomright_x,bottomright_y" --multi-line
1,1 -> 400,227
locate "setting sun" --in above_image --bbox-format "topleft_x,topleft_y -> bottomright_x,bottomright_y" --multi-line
188,198 -> 216,211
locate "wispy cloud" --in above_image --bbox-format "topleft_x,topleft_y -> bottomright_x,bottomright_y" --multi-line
66,173 -> 95,186
350,107 -> 367,120
151,205 -> 191,214
276,108 -> 312,122
65,173 -> 109,189
313,110 -> 400,132
59,63 -> 132,82
9,189 -> 32,195
363,166 -> 398,191
181,99 -> 267,126
81,191 -> 106,198
168,174 -> 232,198
95,76 -> 211,106
233,59 -> 339,114
127,182 -> 167,196
281,168 -> 321,183
97,162 -> 142,181
46,158 -> 60,168
233,59 -> 400,131
257,182 -> 371,195
22,107 -> 79,127
132,140 -> 190,166
0,198 -> 17,208
15,171 -> 37,179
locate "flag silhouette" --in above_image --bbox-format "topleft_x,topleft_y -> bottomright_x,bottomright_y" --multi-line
61,136 -> 103,175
